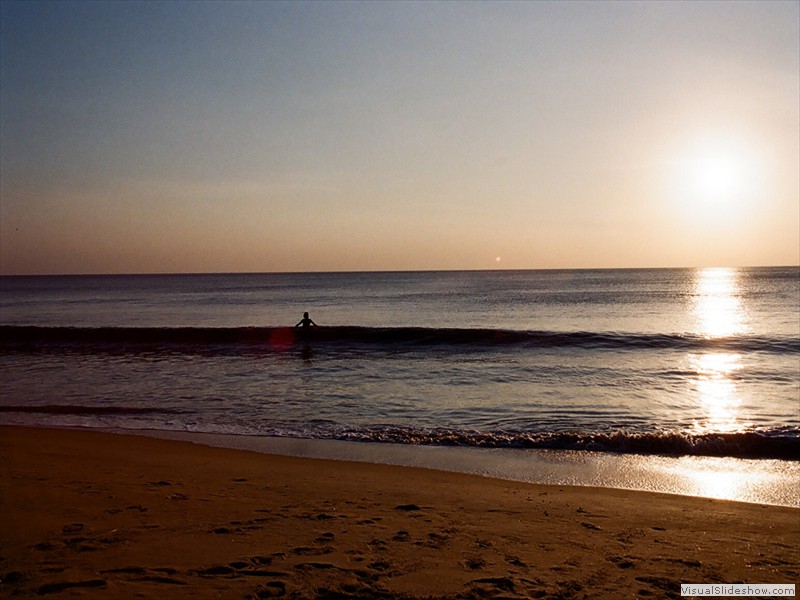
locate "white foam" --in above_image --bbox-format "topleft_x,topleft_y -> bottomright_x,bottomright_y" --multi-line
118,429 -> 800,508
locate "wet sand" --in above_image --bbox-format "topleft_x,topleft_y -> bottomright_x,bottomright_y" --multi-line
1,426 -> 797,599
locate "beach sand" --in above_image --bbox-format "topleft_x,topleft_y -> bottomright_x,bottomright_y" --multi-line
0,427 -> 797,599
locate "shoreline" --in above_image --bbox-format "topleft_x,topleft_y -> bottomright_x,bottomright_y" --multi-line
128,427 -> 800,508
3,423 -> 799,507
1,426 -> 797,598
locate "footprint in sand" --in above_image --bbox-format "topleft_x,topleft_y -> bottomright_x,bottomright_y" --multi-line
36,580 -> 106,595
251,581 -> 286,599
292,546 -> 333,556
463,557 -> 486,570
392,530 -> 410,542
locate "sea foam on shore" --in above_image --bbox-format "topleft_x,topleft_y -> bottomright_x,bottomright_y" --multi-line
124,429 -> 800,507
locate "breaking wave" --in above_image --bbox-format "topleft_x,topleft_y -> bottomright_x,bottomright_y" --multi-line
2,325 -> 797,354
330,426 -> 800,460
1,402 -> 796,460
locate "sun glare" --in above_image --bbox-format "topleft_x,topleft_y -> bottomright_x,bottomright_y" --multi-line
693,267 -> 747,338
666,133 -> 765,218
687,137 -> 760,204
693,153 -> 746,201
689,268 -> 750,436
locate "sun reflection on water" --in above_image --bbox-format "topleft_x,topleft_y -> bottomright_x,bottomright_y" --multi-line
690,352 -> 748,434
656,456 -> 773,503
689,268 -> 749,435
693,267 -> 747,338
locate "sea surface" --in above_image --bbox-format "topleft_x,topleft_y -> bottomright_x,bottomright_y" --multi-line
1,267 -> 799,504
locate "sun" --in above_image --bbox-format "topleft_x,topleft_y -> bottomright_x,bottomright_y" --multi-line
690,146 -> 752,204
678,134 -> 762,207
694,154 -> 742,200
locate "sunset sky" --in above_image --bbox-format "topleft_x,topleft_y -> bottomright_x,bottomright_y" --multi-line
1,0 -> 798,275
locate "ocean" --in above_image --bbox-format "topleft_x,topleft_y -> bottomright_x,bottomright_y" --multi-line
1,267 -> 798,505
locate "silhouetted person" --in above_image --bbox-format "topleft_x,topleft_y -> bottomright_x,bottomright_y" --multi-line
295,312 -> 317,329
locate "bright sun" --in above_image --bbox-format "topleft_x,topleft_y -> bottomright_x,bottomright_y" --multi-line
690,147 -> 752,204
679,135 -> 762,207
694,154 -> 743,199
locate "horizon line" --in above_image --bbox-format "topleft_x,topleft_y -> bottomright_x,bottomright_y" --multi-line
1,264 -> 798,278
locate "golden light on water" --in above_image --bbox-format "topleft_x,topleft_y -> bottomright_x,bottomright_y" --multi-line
693,268 -> 747,338
686,465 -> 742,501
658,457 -> 773,503
689,268 -> 749,435
690,352 -> 747,434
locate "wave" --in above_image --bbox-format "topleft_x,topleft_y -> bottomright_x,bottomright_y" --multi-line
1,402 -> 796,460
1,325 -> 797,354
320,427 -> 800,460
0,404 -> 189,416
332,426 -> 800,460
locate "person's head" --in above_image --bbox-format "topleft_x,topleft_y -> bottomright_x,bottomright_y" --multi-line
303,312 -> 309,319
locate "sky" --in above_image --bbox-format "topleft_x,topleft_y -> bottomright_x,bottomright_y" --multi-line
1,0 -> 798,275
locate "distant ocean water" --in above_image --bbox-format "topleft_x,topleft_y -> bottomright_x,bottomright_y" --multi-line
1,267 -> 798,463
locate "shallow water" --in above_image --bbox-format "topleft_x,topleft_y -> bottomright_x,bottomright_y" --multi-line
132,430 -> 800,507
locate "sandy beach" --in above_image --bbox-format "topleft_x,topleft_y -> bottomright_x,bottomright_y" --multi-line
0,427 -> 797,599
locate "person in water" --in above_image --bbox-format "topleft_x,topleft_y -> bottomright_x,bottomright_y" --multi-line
295,312 -> 318,328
